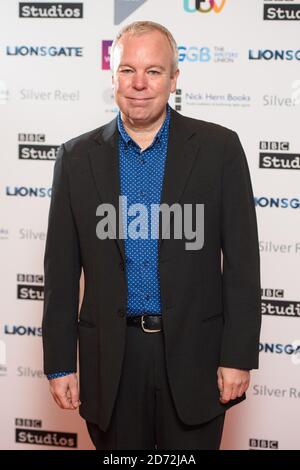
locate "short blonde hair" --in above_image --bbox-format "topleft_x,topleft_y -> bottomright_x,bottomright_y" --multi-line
110,20 -> 179,75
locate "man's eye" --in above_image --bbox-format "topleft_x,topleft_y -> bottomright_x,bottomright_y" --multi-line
148,70 -> 160,75
120,69 -> 133,73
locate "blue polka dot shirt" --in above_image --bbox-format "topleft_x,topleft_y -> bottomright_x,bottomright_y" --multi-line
117,104 -> 171,316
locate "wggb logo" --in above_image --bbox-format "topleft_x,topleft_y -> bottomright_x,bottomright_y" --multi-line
178,46 -> 211,62
178,46 -> 238,63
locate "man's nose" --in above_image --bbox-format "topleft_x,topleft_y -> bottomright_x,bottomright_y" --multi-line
132,72 -> 147,90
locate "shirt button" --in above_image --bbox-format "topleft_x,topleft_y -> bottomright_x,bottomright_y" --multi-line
140,190 -> 146,197
143,260 -> 149,267
145,294 -> 150,301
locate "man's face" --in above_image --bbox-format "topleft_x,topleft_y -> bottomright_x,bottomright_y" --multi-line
112,30 -> 179,124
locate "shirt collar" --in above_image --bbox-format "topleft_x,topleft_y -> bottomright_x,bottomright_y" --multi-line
117,103 -> 171,147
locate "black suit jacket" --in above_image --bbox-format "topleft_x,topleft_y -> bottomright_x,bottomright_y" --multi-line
42,108 -> 261,432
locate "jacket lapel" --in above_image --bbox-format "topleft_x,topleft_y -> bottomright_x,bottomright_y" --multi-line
88,117 -> 126,263
158,109 -> 200,255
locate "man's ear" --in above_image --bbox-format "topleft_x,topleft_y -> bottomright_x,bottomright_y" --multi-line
170,68 -> 180,93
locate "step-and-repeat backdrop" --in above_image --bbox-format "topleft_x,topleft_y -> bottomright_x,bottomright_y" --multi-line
0,0 -> 299,450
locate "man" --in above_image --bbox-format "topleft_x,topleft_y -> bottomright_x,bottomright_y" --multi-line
42,21 -> 261,450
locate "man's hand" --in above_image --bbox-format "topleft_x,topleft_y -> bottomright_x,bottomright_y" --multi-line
49,373 -> 81,410
217,367 -> 250,404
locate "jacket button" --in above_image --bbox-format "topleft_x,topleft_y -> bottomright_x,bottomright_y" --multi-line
119,261 -> 125,271
117,308 -> 125,318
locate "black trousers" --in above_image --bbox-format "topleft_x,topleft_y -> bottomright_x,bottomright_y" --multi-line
86,323 -> 225,450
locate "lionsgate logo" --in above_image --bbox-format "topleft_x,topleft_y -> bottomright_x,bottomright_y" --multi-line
6,186 -> 52,197
264,0 -> 300,21
15,418 -> 77,447
249,49 -> 300,61
261,288 -> 300,318
249,438 -> 279,450
19,3 -> 83,19
259,341 -> 300,367
18,133 -> 58,161
17,273 -> 44,301
4,325 -> 42,336
6,45 -> 83,57
259,141 -> 300,170
96,196 -> 205,250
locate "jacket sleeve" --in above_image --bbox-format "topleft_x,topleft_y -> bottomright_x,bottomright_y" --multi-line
219,131 -> 261,370
42,144 -> 82,375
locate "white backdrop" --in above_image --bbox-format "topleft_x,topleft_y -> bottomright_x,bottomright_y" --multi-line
0,0 -> 299,450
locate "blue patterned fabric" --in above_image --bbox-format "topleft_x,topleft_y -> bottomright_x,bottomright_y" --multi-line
117,105 -> 171,316
47,371 -> 74,380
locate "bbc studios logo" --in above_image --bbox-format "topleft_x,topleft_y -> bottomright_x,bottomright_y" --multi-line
17,273 -> 44,301
15,418 -> 77,447
259,141 -> 300,170
18,133 -> 58,161
263,0 -> 300,21
249,438 -> 279,450
19,3 -> 83,19
261,288 -> 300,318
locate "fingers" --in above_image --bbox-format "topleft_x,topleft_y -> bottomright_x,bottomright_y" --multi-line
217,369 -> 223,395
53,387 -> 75,409
219,383 -> 235,404
218,368 -> 250,404
49,374 -> 80,410
69,380 -> 81,408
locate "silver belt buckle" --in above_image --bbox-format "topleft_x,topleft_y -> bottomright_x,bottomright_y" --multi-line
141,315 -> 161,333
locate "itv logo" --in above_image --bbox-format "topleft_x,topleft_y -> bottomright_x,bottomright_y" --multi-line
183,0 -> 226,14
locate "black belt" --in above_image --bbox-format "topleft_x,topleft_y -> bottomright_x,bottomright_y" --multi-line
126,314 -> 162,333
